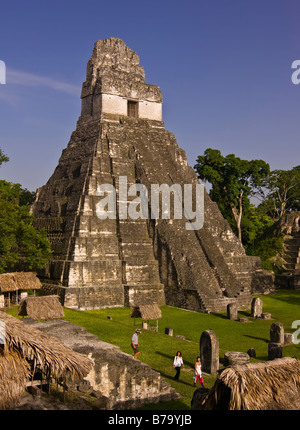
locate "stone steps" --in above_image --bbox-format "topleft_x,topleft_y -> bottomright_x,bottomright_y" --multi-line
108,149 -> 165,302
203,295 -> 252,313
283,232 -> 300,271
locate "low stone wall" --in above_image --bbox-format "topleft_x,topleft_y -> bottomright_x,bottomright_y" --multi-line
275,271 -> 300,290
31,319 -> 178,409
251,270 -> 275,294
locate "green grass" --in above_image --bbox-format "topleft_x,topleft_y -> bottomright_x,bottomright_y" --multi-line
6,289 -> 300,409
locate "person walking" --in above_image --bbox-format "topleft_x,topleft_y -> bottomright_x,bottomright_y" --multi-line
194,356 -> 204,387
131,329 -> 141,359
173,351 -> 184,380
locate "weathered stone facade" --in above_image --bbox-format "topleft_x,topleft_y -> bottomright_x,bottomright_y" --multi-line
31,319 -> 178,409
32,37 -> 270,311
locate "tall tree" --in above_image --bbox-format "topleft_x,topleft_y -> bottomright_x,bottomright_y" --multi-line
194,148 -> 270,242
260,166 -> 300,219
0,180 -> 52,273
0,149 -> 52,273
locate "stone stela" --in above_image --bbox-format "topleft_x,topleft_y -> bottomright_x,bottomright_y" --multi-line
32,37 -> 272,311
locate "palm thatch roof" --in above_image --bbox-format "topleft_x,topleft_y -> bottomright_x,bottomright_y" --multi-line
0,312 -> 92,380
0,272 -> 41,293
199,357 -> 300,410
130,304 -> 162,320
13,272 -> 42,291
0,311 -> 93,409
0,350 -> 30,409
17,295 -> 64,320
0,273 -> 16,293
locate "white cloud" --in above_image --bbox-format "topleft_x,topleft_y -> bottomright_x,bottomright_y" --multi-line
6,68 -> 81,96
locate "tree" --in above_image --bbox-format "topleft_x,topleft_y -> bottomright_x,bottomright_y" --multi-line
0,180 -> 52,273
0,148 -> 51,273
0,148 -> 9,167
260,166 -> 300,219
194,148 -> 270,242
241,204 -> 275,248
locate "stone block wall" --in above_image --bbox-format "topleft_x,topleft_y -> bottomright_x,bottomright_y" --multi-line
32,320 -> 178,409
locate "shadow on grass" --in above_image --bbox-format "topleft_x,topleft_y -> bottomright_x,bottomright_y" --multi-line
155,351 -> 195,369
270,294 -> 300,306
159,370 -> 195,388
155,351 -> 174,361
243,334 -> 269,343
239,310 -> 252,318
210,312 -> 227,320
210,310 -> 252,320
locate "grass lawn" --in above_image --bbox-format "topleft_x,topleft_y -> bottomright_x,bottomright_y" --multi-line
5,289 -> 300,410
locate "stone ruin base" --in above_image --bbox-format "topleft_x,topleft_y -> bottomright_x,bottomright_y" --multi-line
41,282 -> 166,311
275,270 -> 300,290
26,319 -> 178,410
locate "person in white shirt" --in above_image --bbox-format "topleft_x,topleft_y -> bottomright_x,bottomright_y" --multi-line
131,329 -> 141,359
173,351 -> 184,380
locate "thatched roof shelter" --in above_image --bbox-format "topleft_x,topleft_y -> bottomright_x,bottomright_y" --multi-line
0,312 -> 93,409
0,350 -> 30,409
0,272 -> 41,293
130,304 -> 162,331
17,295 -> 64,320
13,272 -> 42,291
130,304 -> 162,320
198,357 -> 300,410
0,273 -> 17,293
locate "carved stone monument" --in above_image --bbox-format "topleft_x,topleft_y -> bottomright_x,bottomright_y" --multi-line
251,297 -> 263,318
270,322 -> 285,345
32,38 -> 270,311
227,303 -> 238,320
200,329 -> 219,374
268,342 -> 283,360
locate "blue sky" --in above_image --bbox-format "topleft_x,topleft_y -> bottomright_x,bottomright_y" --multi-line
0,0 -> 299,191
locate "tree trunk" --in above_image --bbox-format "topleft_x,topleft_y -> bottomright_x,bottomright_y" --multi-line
230,191 -> 243,242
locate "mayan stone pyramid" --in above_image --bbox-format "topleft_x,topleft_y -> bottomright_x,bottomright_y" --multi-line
32,37 -> 270,311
